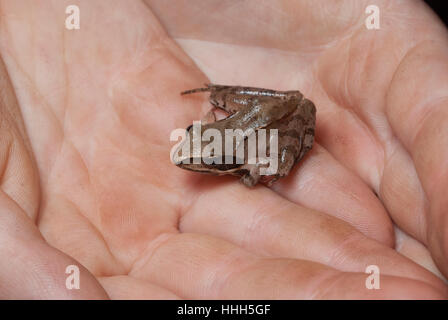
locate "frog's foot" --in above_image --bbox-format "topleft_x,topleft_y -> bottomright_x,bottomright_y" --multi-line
240,164 -> 261,187
201,109 -> 217,124
240,173 -> 260,187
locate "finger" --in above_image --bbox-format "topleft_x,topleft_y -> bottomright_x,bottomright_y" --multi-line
273,143 -> 393,246
0,58 -> 39,220
0,190 -> 108,299
386,41 -> 448,276
98,275 -> 180,299
145,0 -> 364,50
394,227 -> 446,282
130,233 -> 447,299
179,183 -> 446,292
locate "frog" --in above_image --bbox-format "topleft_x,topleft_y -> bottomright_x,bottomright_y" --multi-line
172,84 -> 316,187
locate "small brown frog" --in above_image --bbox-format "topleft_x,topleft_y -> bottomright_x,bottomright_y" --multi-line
172,84 -> 316,187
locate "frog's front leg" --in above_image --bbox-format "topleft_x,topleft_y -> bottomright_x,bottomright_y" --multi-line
240,145 -> 297,187
201,109 -> 217,124
278,146 -> 298,176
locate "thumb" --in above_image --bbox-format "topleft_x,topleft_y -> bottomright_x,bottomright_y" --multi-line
0,191 -> 108,299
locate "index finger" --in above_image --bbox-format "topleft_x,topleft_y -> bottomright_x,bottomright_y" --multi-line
386,39 -> 448,277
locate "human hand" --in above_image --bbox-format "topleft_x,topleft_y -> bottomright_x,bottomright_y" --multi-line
0,0 -> 447,299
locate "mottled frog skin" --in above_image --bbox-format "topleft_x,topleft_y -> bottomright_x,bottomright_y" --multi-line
173,84 -> 316,187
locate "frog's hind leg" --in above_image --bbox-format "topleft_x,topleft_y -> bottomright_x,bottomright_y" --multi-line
180,84 -> 212,95
207,85 -> 305,116
180,84 -> 245,122
207,84 -> 304,100
181,84 -> 252,115
296,99 -> 316,162
181,84 -> 305,116
180,83 -> 229,95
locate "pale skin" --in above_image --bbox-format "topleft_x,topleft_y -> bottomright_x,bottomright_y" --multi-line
0,0 -> 447,299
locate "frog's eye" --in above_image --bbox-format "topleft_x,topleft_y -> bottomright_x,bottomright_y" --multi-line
185,124 -> 193,132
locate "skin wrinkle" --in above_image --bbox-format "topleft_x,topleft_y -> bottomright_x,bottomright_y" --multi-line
328,15 -> 443,197
176,37 -> 325,65
182,181 -> 396,269
0,48 -> 40,220
308,270 -> 348,299
261,1 -> 289,20
173,27 -> 355,59
174,30 -> 352,70
2,53 -> 66,180
174,38 -> 311,90
1,0 -> 447,298
0,189 -> 34,240
392,225 -> 443,283
427,168 -> 448,235
418,189 -> 430,244
175,181 -> 209,230
42,135 -> 131,272
381,41 -> 434,236
203,247 -> 259,299
109,40 -> 204,148
316,59 -> 385,192
43,194 -> 126,277
98,274 -> 183,299
325,228 -> 366,267
129,231 -> 177,276
411,97 -> 448,150
300,9 -> 366,55
0,193 -> 109,298
323,169 -> 363,205
149,1 -> 364,53
240,198 -> 292,253
333,108 -> 383,190
381,141 -> 429,243
138,12 -> 196,70
349,29 -> 391,135
314,175 -> 379,236
2,5 -> 92,196
214,254 -> 260,299
385,39 -> 433,145
177,183 -> 208,223
278,143 -> 394,245
0,137 -> 12,186
343,34 -> 354,110
61,23 -> 70,148
94,185 -> 179,270
324,34 -> 387,191
0,65 -> 26,140
40,139 -> 78,219
384,40 -> 448,246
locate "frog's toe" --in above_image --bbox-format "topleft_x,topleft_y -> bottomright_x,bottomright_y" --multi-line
240,173 -> 259,187
201,110 -> 216,124
260,175 -> 279,187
